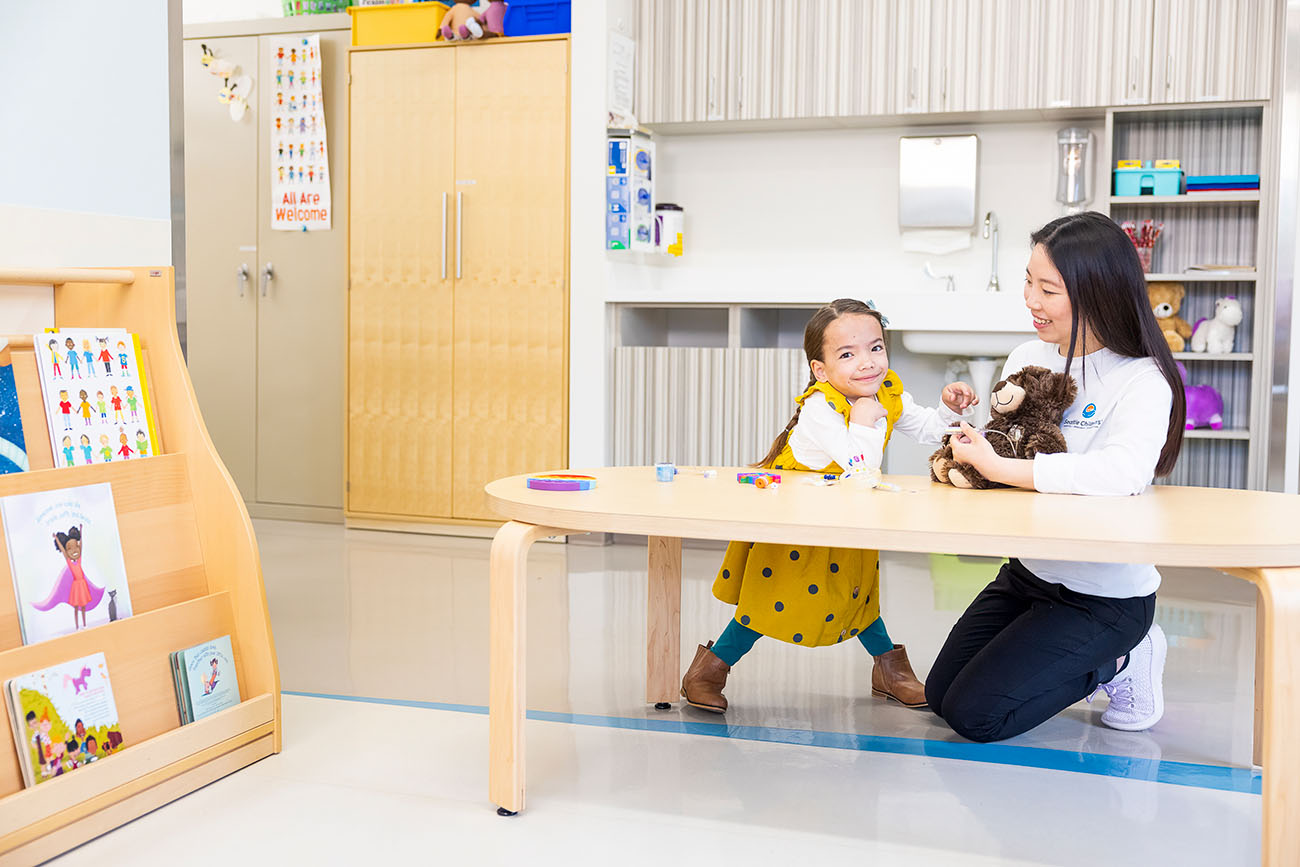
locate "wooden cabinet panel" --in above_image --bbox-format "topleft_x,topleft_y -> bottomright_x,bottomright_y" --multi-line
183,35 -> 260,501
347,48 -> 456,518
255,30 -> 349,509
1039,0 -> 1153,108
450,41 -> 568,521
1152,0 -> 1272,103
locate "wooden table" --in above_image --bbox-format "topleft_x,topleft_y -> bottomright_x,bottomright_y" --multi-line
485,467 -> 1300,865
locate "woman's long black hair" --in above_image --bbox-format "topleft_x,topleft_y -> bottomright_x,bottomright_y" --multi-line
1030,212 -> 1186,476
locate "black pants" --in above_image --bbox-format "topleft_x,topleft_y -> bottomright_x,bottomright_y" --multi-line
925,558 -> 1155,743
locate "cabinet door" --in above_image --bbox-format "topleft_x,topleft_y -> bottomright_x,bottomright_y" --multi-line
347,48 -> 456,518
932,0 -> 980,113
255,30 -> 349,509
183,35 -> 259,500
847,0 -> 898,116
1039,0 -> 1150,108
451,41 -> 568,521
976,0 -> 1042,110
729,0 -> 778,120
639,0 -> 692,123
1152,0 -> 1272,103
893,0 -> 932,113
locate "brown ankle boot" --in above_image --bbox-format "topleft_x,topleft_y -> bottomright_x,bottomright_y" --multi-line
871,644 -> 928,708
681,641 -> 731,713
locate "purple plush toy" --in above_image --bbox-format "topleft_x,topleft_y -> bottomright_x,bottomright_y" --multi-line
1177,362 -> 1224,430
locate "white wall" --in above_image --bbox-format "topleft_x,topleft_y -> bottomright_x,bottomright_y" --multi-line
184,0 -> 284,23
0,1 -> 173,272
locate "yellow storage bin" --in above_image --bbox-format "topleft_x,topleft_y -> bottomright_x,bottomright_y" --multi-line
349,3 -> 449,47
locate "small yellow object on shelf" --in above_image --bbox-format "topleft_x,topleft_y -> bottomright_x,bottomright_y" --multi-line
1116,159 -> 1142,169
349,3 -> 449,47
1154,159 -> 1181,168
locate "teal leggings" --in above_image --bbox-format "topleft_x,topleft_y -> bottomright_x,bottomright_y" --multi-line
711,616 -> 894,666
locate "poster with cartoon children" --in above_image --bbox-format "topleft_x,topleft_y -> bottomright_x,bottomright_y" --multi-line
9,652 -> 123,786
31,329 -> 159,466
0,482 -> 133,645
269,33 -> 331,231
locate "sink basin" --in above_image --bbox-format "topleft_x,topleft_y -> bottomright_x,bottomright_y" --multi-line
900,330 -> 1029,357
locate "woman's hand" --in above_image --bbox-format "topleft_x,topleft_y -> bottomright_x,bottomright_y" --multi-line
942,382 -> 979,413
850,395 -> 888,427
948,421 -> 997,471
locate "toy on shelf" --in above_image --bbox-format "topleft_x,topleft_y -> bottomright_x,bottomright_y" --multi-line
440,0 -> 507,41
930,366 -> 1077,490
1178,363 -> 1225,430
1147,282 -> 1193,352
1120,219 -> 1163,273
1190,296 -> 1244,355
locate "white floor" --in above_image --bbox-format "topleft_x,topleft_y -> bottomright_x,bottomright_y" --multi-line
53,519 -> 1262,865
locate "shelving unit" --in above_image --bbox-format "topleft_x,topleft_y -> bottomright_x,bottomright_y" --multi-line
1106,102 -> 1273,489
0,267 -> 279,864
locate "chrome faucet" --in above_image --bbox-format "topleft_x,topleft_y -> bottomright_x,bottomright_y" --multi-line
983,211 -> 1000,292
924,261 -> 956,292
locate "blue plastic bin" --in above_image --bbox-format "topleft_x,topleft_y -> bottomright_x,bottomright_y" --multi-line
504,0 -> 570,36
1113,164 -> 1184,197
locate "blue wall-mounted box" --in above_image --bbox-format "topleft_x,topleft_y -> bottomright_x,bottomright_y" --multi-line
1113,164 -> 1185,197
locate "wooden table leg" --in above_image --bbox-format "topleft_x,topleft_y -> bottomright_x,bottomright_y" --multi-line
1232,567 -> 1300,866
646,536 -> 682,707
489,521 -> 566,815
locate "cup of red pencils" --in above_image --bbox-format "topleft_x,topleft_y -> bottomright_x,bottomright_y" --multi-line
1121,219 -> 1163,273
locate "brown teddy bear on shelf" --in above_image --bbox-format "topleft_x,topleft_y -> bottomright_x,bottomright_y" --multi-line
930,365 -> 1078,490
1147,281 -> 1193,352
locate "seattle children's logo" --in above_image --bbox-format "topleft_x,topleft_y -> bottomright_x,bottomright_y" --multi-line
1082,403 -> 1097,419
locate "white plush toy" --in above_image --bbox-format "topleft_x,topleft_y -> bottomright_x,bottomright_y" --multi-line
1190,296 -> 1244,354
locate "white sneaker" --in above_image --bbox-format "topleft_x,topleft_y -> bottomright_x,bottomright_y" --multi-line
1090,623 -> 1167,732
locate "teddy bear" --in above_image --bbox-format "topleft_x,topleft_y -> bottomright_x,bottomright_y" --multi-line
1147,281 -> 1193,352
930,365 -> 1079,490
1189,295 -> 1243,354
440,0 -> 507,41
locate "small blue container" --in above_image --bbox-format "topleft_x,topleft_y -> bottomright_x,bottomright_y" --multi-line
655,462 -> 676,482
504,0 -> 571,36
1113,163 -> 1184,197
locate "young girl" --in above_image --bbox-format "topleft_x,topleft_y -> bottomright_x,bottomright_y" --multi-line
926,212 -> 1186,741
681,298 -> 978,713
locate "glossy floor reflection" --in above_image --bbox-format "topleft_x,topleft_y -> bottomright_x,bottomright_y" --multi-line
55,519 -> 1261,864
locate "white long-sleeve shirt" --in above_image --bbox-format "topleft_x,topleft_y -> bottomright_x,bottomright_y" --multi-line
1001,339 -> 1174,598
787,390 -> 969,474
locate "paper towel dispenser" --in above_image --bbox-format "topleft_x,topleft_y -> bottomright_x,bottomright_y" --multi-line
898,134 -> 979,229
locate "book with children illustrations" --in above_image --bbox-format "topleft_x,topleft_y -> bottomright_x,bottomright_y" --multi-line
4,652 -> 124,787
0,342 -> 29,474
30,328 -> 160,469
0,482 -> 133,645
171,635 -> 241,724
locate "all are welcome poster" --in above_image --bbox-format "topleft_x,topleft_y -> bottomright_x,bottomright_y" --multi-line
269,34 -> 332,231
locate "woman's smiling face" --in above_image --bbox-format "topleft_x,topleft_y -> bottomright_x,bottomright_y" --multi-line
1023,244 -> 1075,348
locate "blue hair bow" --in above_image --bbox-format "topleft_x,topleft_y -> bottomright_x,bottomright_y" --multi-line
865,299 -> 890,328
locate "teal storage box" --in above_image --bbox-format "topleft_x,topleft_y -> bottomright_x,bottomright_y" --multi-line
1113,164 -> 1184,197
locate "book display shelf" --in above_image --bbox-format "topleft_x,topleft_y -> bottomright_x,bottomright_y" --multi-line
0,267 -> 279,864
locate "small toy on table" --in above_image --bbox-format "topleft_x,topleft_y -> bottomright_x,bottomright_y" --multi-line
655,462 -> 677,482
526,473 -> 597,491
738,471 -> 780,488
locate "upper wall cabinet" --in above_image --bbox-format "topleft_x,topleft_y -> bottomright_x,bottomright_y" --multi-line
1039,0 -> 1155,109
1151,0 -> 1273,103
634,0 -> 1274,128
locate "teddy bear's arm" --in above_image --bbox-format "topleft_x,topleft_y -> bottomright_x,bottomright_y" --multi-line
1173,316 -> 1194,338
1024,428 -> 1068,458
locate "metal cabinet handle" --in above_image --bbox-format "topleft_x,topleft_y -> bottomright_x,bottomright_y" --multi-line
1165,55 -> 1172,90
442,192 -> 448,280
1130,56 -> 1138,92
456,192 -> 463,280
261,262 -> 273,297
236,263 -> 249,298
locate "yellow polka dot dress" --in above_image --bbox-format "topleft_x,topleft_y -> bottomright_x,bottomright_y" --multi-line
712,375 -> 905,648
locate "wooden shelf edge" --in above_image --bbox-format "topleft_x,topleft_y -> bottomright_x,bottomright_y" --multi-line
0,452 -> 187,498
1111,193 -> 1260,204
1172,352 -> 1254,361
0,693 -> 274,841
1184,429 -> 1252,440
1144,272 -> 1258,282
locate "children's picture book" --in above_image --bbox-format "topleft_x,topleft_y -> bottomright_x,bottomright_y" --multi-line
171,635 -> 241,724
4,652 -> 123,787
0,342 -> 29,474
0,482 -> 133,644
30,328 -> 160,468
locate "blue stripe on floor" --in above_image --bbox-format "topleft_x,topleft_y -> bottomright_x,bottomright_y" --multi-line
283,690 -> 1262,795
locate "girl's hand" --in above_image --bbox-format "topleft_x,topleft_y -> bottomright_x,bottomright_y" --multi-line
942,382 -> 979,413
850,395 -> 888,427
948,421 -> 997,471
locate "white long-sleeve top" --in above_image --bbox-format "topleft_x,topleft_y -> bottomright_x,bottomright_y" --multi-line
787,390 -> 970,474
1001,339 -> 1174,598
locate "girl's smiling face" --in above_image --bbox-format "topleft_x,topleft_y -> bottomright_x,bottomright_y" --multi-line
810,313 -> 888,401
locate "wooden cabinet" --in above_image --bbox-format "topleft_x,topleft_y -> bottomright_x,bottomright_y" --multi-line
1152,0 -> 1273,103
347,39 -> 568,525
1039,0 -> 1154,109
183,25 -> 348,518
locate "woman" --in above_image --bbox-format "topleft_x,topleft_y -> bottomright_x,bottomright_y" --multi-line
925,211 -> 1186,742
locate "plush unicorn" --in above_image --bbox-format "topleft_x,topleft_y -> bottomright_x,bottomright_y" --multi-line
1190,296 -> 1244,355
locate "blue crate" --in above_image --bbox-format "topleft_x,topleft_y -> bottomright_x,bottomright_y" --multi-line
1113,165 -> 1184,197
504,0 -> 570,36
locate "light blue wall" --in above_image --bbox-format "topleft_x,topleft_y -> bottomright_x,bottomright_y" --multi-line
0,0 -> 171,221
